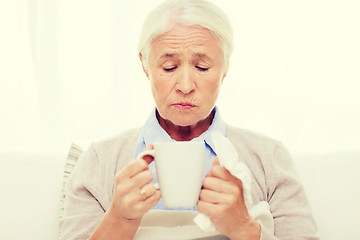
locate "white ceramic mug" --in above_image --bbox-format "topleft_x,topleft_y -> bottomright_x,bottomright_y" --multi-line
138,141 -> 205,208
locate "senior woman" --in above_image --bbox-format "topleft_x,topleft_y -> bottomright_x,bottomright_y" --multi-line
59,0 -> 318,239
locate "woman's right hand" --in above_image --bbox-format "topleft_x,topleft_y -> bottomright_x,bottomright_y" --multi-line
90,145 -> 160,240
108,144 -> 160,222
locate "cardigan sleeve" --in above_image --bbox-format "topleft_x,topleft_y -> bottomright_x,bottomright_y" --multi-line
58,144 -> 105,240
266,142 -> 319,240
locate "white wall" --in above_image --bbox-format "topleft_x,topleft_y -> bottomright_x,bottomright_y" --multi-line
0,0 -> 359,155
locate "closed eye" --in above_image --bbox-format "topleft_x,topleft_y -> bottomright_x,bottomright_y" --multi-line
196,66 -> 209,72
163,67 -> 177,72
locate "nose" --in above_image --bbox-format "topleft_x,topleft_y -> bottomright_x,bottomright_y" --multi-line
176,66 -> 196,94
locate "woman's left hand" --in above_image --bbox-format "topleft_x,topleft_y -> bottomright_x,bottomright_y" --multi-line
197,157 -> 261,240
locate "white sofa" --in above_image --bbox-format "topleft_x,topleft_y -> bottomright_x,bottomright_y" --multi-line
0,151 -> 359,240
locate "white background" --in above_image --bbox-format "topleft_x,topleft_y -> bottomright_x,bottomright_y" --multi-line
1,1 -> 360,239
1,0 -> 359,155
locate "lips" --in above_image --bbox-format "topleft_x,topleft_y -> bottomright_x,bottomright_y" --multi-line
172,102 -> 196,110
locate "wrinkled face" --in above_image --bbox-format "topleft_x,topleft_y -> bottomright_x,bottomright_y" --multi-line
142,24 -> 226,127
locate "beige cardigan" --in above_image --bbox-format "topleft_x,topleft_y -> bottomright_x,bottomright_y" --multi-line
59,125 -> 318,240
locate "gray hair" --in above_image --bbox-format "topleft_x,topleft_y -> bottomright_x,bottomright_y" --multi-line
138,0 -> 233,72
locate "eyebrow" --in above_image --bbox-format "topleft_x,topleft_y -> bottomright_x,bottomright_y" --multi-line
160,53 -> 178,59
193,53 -> 211,60
193,53 -> 207,58
193,53 -> 214,64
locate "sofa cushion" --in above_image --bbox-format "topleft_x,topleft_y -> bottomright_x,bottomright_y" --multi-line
59,143 -> 83,221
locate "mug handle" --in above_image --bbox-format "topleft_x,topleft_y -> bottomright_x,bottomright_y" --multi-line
136,149 -> 160,190
137,149 -> 155,160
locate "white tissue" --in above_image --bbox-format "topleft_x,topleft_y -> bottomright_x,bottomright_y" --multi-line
194,132 -> 274,236
210,131 -> 253,206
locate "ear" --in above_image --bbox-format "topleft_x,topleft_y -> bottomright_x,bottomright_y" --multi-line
139,53 -> 149,79
218,72 -> 226,85
221,73 -> 227,84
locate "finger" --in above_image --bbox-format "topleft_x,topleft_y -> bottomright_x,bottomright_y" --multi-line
199,189 -> 225,204
143,190 -> 161,207
121,159 -> 150,179
212,156 -> 220,166
122,145 -> 154,179
202,176 -> 237,193
206,157 -> 224,178
136,189 -> 161,211
120,144 -> 155,179
142,144 -> 154,165
130,169 -> 154,189
207,165 -> 234,181
119,183 -> 158,205
139,184 -> 158,201
206,157 -> 220,177
197,200 -> 220,217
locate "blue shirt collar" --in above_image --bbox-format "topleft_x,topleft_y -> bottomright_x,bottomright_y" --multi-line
135,106 -> 226,157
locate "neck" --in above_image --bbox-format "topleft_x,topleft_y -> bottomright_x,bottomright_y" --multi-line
157,111 -> 215,141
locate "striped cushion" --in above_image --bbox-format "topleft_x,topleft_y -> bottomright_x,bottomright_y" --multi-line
59,143 -> 83,221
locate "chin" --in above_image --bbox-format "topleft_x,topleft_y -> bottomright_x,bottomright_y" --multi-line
170,118 -> 198,127
158,108 -> 207,127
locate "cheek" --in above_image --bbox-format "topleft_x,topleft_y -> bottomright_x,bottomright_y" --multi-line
199,79 -> 222,109
148,70 -> 162,97
205,76 -> 222,98
151,81 -> 162,102
151,77 -> 173,101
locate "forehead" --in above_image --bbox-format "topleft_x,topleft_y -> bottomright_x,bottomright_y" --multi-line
150,25 -> 223,58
